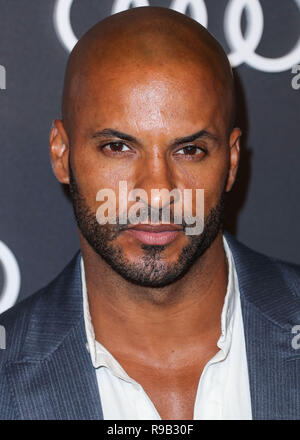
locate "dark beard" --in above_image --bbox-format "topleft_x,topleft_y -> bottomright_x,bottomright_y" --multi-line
69,164 -> 226,288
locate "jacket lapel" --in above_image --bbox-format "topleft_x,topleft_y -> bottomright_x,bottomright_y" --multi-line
224,231 -> 300,419
5,252 -> 103,420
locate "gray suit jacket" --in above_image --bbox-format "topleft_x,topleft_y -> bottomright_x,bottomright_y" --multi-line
1,230 -> 300,420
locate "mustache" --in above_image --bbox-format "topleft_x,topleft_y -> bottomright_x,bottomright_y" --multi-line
103,204 -> 202,240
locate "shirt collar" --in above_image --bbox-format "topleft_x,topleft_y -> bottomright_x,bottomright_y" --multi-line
82,233 -> 239,376
218,234 -> 237,354
81,258 -> 135,383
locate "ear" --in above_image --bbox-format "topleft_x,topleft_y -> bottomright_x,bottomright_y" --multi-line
225,127 -> 241,192
49,119 -> 70,184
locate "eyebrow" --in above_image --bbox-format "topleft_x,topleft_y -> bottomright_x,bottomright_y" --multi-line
92,128 -> 137,143
173,129 -> 218,145
91,128 -> 218,145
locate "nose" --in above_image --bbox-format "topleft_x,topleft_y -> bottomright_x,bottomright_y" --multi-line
133,146 -> 177,211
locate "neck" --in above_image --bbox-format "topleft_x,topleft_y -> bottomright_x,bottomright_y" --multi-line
80,230 -> 228,363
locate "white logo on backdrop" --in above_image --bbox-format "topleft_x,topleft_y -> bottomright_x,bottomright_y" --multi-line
53,0 -> 300,72
0,241 -> 20,314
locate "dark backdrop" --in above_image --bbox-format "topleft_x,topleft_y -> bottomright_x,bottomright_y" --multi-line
0,0 -> 299,312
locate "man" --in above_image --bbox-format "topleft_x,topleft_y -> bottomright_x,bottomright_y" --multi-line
1,6 -> 300,420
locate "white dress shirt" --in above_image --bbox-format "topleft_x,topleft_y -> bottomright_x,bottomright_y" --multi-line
82,234 -> 253,420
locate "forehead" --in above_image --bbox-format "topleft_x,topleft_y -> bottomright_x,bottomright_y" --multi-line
69,58 -> 229,138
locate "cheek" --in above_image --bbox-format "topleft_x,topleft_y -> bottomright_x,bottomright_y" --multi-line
71,147 -> 138,209
203,161 -> 229,214
175,155 -> 229,216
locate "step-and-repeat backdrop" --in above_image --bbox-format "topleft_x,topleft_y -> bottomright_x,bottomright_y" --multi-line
0,0 -> 299,312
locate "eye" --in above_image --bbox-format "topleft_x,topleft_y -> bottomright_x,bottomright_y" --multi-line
174,145 -> 206,157
102,142 -> 131,153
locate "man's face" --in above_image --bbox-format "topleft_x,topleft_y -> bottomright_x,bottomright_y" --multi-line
57,60 -> 239,288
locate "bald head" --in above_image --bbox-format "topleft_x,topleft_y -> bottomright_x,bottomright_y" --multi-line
51,7 -> 241,290
62,6 -> 235,135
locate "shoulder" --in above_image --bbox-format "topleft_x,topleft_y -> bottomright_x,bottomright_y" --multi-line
224,230 -> 300,301
0,287 -> 45,363
0,251 -> 82,366
270,257 -> 300,298
224,229 -> 300,273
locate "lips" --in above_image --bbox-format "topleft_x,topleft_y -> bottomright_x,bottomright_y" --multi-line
125,224 -> 183,246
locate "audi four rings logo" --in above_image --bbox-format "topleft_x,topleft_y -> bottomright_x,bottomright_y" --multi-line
53,0 -> 300,73
0,241 -> 20,314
